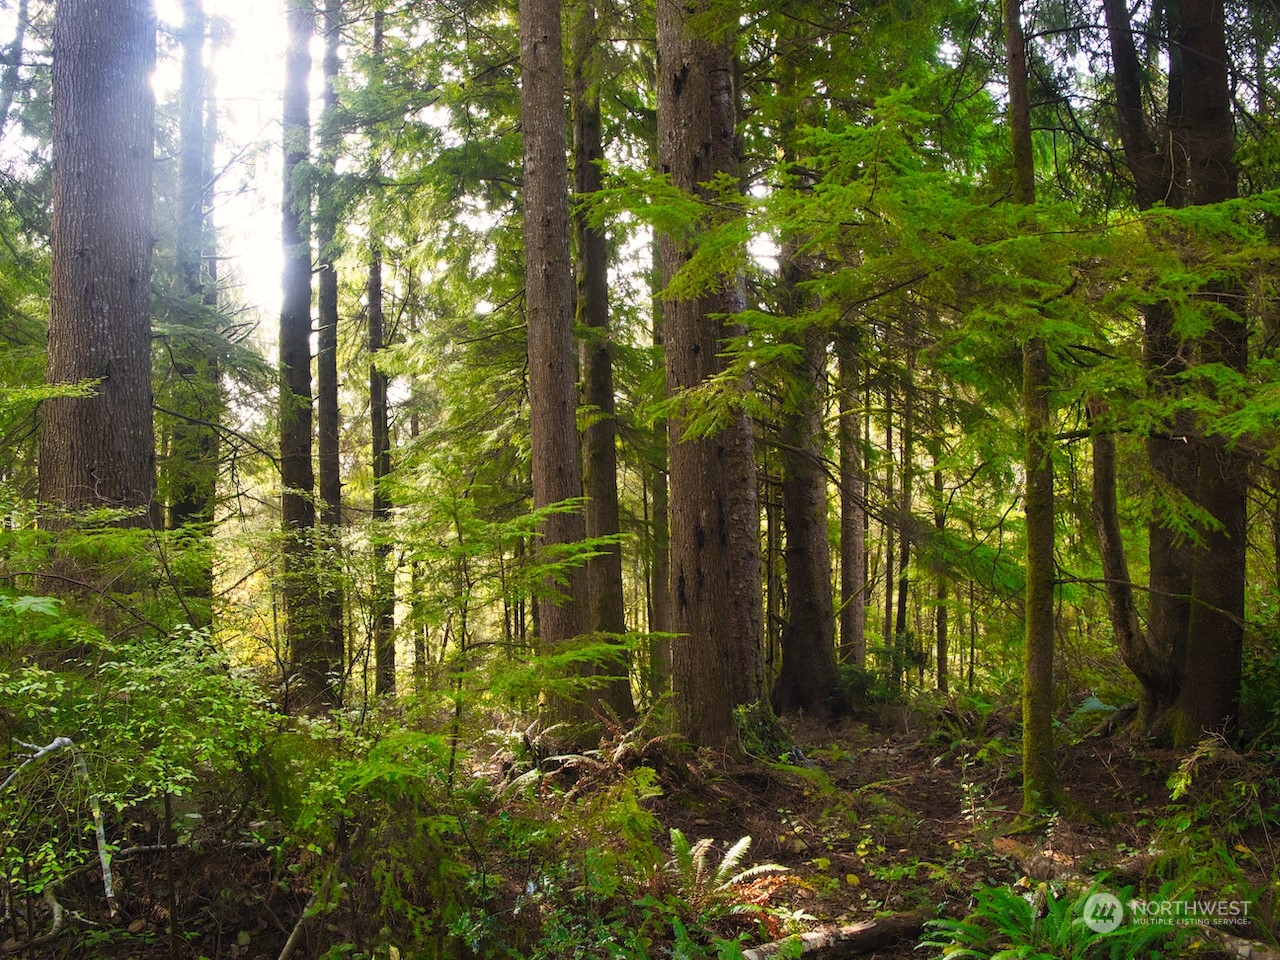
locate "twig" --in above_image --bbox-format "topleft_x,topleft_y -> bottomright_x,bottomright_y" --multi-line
2,737 -> 117,917
0,888 -> 65,954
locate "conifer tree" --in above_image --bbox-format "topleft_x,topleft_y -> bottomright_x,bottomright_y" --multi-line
40,0 -> 156,535
657,0 -> 769,747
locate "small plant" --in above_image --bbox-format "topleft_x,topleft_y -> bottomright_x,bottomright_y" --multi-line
661,829 -> 788,916
917,883 -> 1187,960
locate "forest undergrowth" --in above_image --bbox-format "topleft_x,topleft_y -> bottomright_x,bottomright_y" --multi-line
5,635 -> 1279,960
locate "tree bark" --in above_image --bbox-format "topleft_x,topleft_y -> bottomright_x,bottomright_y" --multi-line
315,0 -> 346,696
1102,0 -> 1245,742
367,9 -> 395,697
40,0 -> 157,535
773,329 -> 841,716
280,0 -> 328,707
572,0 -> 635,721
520,0 -> 596,740
1004,0 -> 1062,811
658,0 -> 769,748
1176,0 -> 1244,740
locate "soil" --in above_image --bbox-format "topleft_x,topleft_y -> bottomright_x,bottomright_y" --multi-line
9,709 -> 1277,959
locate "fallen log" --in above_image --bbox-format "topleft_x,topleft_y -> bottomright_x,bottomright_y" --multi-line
741,911 -> 929,960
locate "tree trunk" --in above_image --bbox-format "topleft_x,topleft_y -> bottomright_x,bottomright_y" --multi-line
369,246 -> 396,696
893,356 -> 913,688
1176,0 -> 1244,740
315,0 -> 346,697
520,0 -> 595,741
280,0 -> 328,707
40,0 -> 157,536
934,465 -> 948,694
773,330 -> 841,716
1102,0 -> 1245,743
648,274 -> 674,695
572,0 -> 635,721
657,0 -> 769,748
882,387 -> 896,685
367,9 -> 395,698
1004,0 -> 1062,811
837,341 -> 866,667
1087,398 -> 1170,722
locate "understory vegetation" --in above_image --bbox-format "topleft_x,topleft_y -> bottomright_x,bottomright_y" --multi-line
3,555 -> 1279,959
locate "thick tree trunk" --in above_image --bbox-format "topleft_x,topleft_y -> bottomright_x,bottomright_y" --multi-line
1174,0 -> 1245,742
280,0 -> 328,707
572,0 -> 635,721
520,0 -> 596,740
40,0 -> 157,534
773,332 -> 841,716
658,0 -> 769,748
1103,0 -> 1244,743
837,342 -> 867,667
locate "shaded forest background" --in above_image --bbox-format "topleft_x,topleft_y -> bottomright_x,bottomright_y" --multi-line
4,0 -> 1280,955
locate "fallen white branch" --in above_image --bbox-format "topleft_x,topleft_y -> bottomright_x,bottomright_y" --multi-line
3,736 -> 118,917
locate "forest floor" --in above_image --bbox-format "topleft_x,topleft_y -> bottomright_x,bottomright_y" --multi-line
18,704 -> 1279,959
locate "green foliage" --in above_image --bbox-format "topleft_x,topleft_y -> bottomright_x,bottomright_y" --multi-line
918,884 -> 1187,959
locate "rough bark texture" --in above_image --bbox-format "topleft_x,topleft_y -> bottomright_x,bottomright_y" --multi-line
1175,0 -> 1245,741
315,0 -> 345,695
520,0 -> 595,738
773,331 -> 841,716
572,0 -> 635,720
657,0 -> 768,748
1102,0 -> 1244,742
40,0 -> 156,531
837,342 -> 866,667
280,0 -> 328,706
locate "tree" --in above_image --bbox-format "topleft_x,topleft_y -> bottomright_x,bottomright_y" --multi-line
520,0 -> 597,738
571,0 -> 635,720
1097,0 -> 1245,742
1003,0 -> 1062,811
315,0 -> 347,693
279,0 -> 332,706
39,0 -> 157,534
657,0 -> 769,747
366,4 -> 396,698
837,340 -> 867,667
